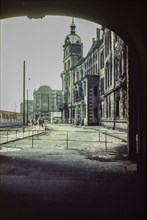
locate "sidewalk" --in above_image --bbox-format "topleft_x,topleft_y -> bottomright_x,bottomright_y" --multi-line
79,125 -> 128,142
0,124 -> 143,220
0,125 -> 46,146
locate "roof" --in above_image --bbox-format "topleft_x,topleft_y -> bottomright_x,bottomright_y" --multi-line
36,85 -> 52,93
65,34 -> 81,44
64,19 -> 82,45
86,40 -> 98,57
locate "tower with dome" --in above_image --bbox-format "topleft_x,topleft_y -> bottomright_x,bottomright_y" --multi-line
61,18 -> 84,123
63,18 -> 83,70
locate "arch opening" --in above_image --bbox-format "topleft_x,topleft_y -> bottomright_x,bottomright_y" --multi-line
0,2 -> 146,219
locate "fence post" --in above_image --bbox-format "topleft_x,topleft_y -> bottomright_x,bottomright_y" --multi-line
105,133 -> 107,151
66,131 -> 68,149
16,130 -> 17,139
7,131 -> 8,142
32,131 -> 34,148
99,131 -> 100,142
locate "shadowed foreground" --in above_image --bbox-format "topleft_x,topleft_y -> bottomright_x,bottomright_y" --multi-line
0,150 -> 145,220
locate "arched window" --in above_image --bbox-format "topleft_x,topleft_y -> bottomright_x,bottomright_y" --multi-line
84,82 -> 86,96
68,60 -> 70,69
81,69 -> 83,79
94,86 -> 98,96
64,62 -> 66,71
73,73 -> 75,84
68,75 -> 70,87
77,72 -> 79,81
100,51 -> 104,69
109,96 -> 111,117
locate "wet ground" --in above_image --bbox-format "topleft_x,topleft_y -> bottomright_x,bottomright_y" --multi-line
0,124 -> 145,220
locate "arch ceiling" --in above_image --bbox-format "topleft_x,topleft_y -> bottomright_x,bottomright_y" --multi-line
1,0 -> 146,174
1,0 -> 146,69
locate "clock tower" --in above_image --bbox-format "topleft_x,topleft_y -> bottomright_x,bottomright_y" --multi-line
61,18 -> 83,123
63,18 -> 83,71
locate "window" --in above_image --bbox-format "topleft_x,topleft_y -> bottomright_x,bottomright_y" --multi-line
84,82 -> 86,96
64,62 -> 66,71
100,51 -> 104,69
94,107 -> 98,118
116,97 -> 120,118
68,75 -> 70,86
105,30 -> 111,57
64,49 -> 66,57
91,67 -> 93,75
105,62 -> 112,89
123,45 -> 127,72
94,86 -> 98,96
119,56 -> 122,76
72,109 -> 75,118
73,73 -> 75,84
95,64 -> 97,74
101,78 -> 104,95
81,69 -> 83,79
110,63 -> 112,86
109,96 -> 111,117
77,72 -> 79,81
100,103 -> 102,118
42,94 -> 48,102
68,60 -> 70,69
106,97 -> 108,118
105,70 -> 107,89
83,104 -> 86,117
114,58 -> 119,81
122,94 -> 127,118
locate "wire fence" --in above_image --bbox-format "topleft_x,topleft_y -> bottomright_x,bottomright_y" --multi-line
0,127 -> 127,152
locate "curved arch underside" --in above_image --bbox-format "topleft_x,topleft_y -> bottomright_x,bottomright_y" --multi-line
1,0 -> 146,175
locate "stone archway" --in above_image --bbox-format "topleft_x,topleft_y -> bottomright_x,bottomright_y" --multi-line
1,0 -> 146,176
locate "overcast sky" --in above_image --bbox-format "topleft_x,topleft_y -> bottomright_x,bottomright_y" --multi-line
0,16 -> 101,112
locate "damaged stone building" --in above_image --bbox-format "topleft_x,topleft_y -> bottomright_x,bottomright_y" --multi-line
60,19 -> 128,130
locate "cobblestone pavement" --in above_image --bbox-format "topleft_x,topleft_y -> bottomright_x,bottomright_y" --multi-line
0,124 -> 145,220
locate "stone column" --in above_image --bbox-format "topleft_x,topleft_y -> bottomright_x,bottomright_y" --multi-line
81,101 -> 84,125
68,107 -> 72,124
119,88 -> 124,120
62,109 -> 66,123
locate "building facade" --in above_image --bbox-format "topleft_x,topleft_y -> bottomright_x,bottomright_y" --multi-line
20,100 -> 34,122
98,29 -> 128,130
61,20 -> 128,130
0,110 -> 23,127
33,85 -> 63,120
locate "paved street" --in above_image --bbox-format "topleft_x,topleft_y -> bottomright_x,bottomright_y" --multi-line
0,124 -> 145,220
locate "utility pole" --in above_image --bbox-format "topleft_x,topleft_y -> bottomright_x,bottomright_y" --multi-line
23,60 -> 26,130
27,89 -> 28,125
